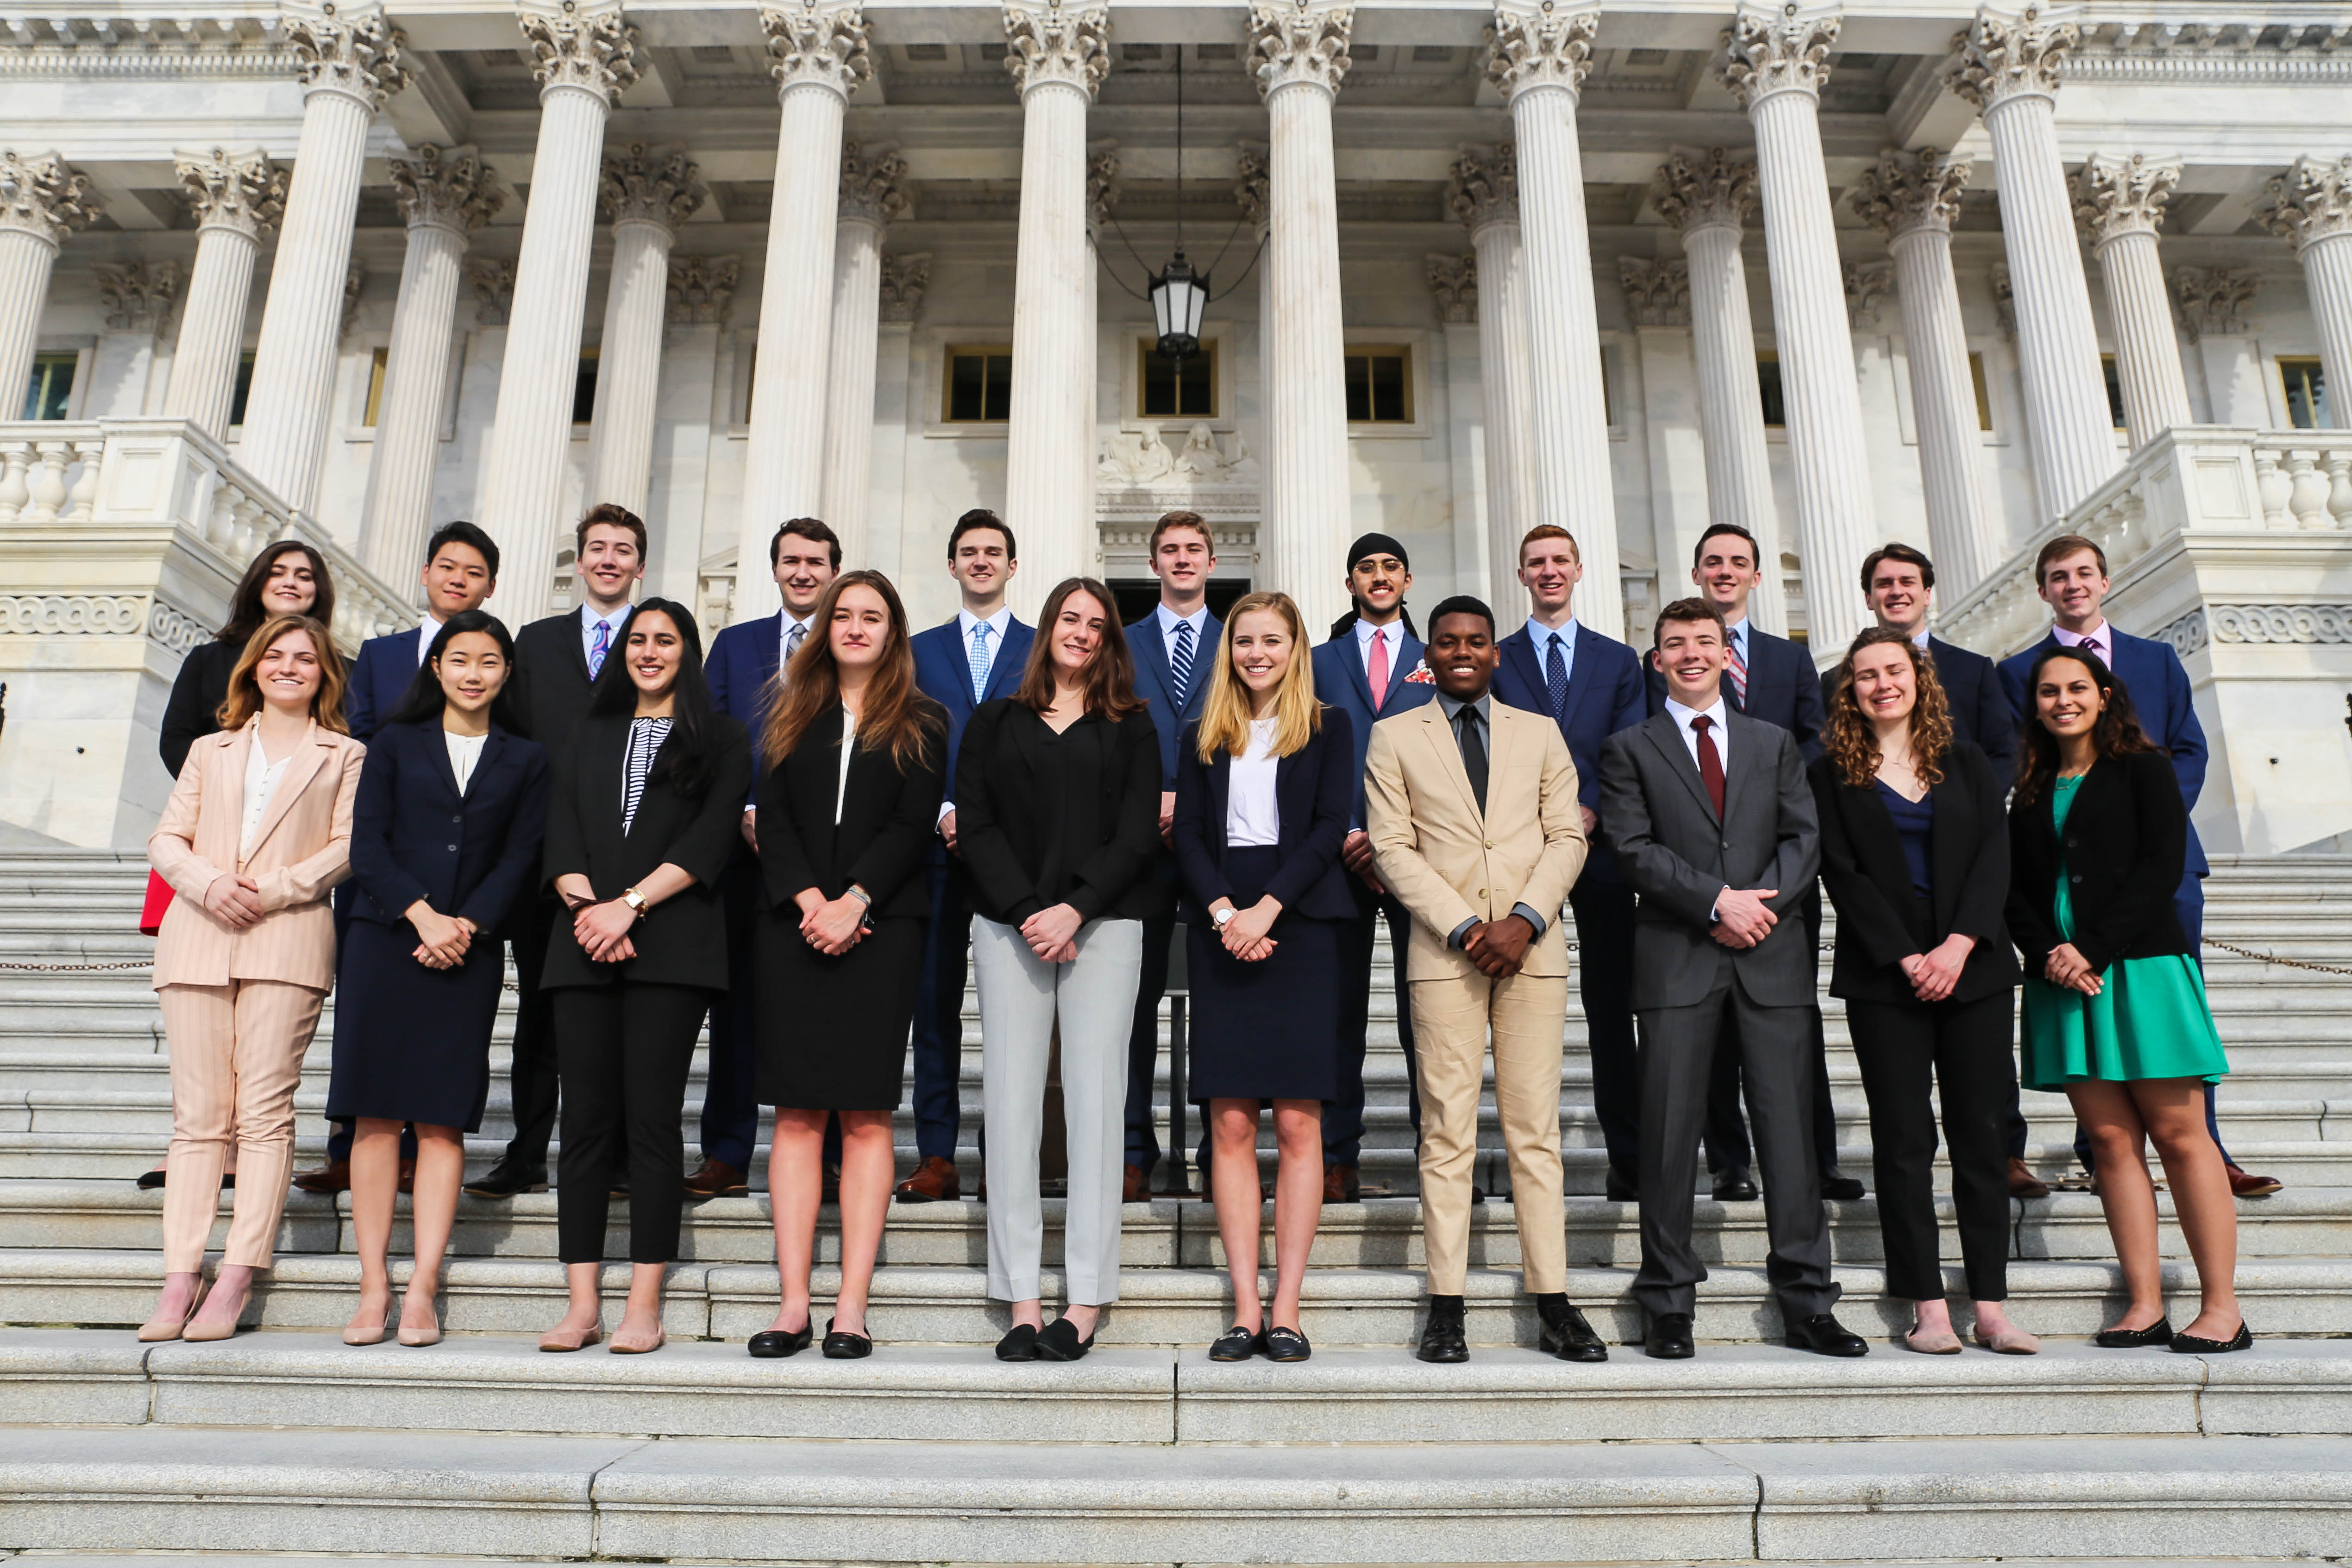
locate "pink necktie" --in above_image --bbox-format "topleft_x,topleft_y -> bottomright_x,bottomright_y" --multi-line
1367,629 -> 1390,708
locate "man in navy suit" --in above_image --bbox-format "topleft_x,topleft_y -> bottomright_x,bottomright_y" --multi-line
896,509 -> 1033,1203
1646,523 -> 1859,1203
1122,510 -> 1223,1199
1491,525 -> 1649,1200
1998,533 -> 2278,1198
1312,532 -> 1438,1201
693,516 -> 840,1198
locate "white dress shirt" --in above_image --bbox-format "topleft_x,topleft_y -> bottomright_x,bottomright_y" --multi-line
1226,716 -> 1282,848
445,729 -> 488,796
835,710 -> 857,826
579,602 -> 630,671
1662,693 -> 1732,774
1156,602 -> 1210,671
1527,615 -> 1579,690
414,613 -> 446,668
1354,615 -> 1406,678
1722,616 -> 1750,667
2051,619 -> 2114,662
240,732 -> 293,855
958,606 -> 1015,674
779,611 -> 816,672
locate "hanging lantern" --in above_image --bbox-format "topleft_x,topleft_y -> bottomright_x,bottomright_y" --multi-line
1150,249 -> 1209,363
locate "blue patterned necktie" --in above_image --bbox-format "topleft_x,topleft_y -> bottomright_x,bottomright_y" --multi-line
1545,632 -> 1570,718
587,618 -> 610,678
969,619 -> 993,702
1170,619 -> 1196,708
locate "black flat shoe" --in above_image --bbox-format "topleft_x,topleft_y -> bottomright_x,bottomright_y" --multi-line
2170,1320 -> 2252,1354
1263,1325 -> 1311,1362
995,1323 -> 1040,1361
821,1317 -> 872,1359
462,1163 -> 546,1199
1785,1312 -> 1869,1357
137,1169 -> 166,1190
1415,1305 -> 1468,1363
1035,1317 -> 1096,1361
1537,1299 -> 1608,1362
1643,1311 -> 1694,1360
2094,1317 -> 2174,1348
1209,1324 -> 1263,1362
747,1324 -> 812,1359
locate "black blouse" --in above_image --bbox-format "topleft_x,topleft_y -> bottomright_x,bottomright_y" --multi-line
954,698 -> 1169,927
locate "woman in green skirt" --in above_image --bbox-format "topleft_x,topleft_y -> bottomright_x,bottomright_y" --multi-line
2008,646 -> 2246,1354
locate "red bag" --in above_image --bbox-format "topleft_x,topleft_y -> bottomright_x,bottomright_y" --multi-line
139,869 -> 175,937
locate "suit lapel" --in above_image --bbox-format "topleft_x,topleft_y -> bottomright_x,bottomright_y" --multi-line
1720,710 -> 1763,825
1386,633 -> 1429,717
1642,715 -> 1719,823
1416,703 -> 1484,823
1502,633 -> 1549,718
1335,633 -> 1377,716
564,608 -> 592,684
757,612 -> 784,688
1559,625 -> 1610,734
420,723 -> 463,803
983,623 -> 1029,705
242,722 -> 331,865
1132,620 -> 1172,709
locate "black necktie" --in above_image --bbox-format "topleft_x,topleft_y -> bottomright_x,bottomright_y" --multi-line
1455,705 -> 1488,817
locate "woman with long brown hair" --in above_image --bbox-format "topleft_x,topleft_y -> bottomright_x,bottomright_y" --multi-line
957,577 -> 1165,1361
2009,645 -> 2244,1353
1810,627 -> 2030,1354
746,571 -> 946,1359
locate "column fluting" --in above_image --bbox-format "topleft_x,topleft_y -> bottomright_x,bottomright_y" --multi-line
1447,144 -> 1539,616
0,152 -> 100,415
163,150 -> 284,439
2259,156 -> 2352,432
584,144 -> 704,520
821,141 -> 909,561
2076,151 -> 2191,450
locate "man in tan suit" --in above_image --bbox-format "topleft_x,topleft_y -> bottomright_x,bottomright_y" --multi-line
1365,595 -> 1605,1364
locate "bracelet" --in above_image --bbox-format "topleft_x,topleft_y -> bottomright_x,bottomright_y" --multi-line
845,884 -> 872,907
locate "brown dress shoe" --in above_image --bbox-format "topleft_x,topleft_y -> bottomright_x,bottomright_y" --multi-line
1122,1163 -> 1146,1203
894,1156 -> 960,1204
683,1158 -> 748,1200
822,1162 -> 841,1204
2227,1163 -> 2283,1198
1322,1163 -> 1361,1204
2007,1158 -> 2051,1200
293,1159 -> 351,1195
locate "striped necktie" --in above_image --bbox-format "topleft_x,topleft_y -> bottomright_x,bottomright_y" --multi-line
1725,627 -> 1748,707
1171,619 -> 1196,709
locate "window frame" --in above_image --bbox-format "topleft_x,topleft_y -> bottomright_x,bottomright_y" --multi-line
1135,335 -> 1219,422
1343,343 -> 1416,426
941,343 -> 1015,425
22,350 -> 78,421
2280,355 -> 2328,431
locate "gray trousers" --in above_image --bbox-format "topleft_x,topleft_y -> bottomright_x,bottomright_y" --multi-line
1633,974 -> 1839,1325
972,914 -> 1144,1305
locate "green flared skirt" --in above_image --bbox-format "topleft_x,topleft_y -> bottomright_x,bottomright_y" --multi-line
2020,956 -> 2229,1092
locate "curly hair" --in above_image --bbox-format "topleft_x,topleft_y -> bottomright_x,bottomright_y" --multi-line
1823,627 -> 1953,790
2011,644 -> 2162,808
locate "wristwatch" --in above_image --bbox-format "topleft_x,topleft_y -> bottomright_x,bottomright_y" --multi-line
1212,907 -> 1236,929
620,886 -> 649,916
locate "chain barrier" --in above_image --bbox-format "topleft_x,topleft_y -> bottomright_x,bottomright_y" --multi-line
2202,938 -> 2352,978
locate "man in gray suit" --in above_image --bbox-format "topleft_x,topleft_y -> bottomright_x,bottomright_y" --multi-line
1599,598 -> 1865,1362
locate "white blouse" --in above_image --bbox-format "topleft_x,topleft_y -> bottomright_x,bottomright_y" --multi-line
835,710 -> 857,826
240,734 -> 293,854
1226,716 -> 1282,848
445,730 -> 488,796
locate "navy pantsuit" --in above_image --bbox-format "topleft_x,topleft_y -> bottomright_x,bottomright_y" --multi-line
345,626 -> 433,745
700,611 -> 790,1170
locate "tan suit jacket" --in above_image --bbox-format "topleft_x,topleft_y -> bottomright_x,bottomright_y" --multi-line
149,719 -> 364,992
1364,696 -> 1587,983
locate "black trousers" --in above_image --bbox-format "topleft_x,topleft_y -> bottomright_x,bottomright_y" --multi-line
1846,991 -> 2016,1303
1704,887 -> 1840,1178
551,981 -> 708,1265
501,892 -> 563,1177
1571,876 -> 1639,1179
1326,891 -> 1420,1166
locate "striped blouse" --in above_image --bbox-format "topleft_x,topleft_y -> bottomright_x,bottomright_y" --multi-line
622,716 -> 672,835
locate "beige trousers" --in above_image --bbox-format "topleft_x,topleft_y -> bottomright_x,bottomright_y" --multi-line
1408,968 -> 1569,1296
157,979 -> 323,1273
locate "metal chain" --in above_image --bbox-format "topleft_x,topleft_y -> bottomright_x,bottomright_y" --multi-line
2202,937 -> 2352,978
0,959 -> 152,972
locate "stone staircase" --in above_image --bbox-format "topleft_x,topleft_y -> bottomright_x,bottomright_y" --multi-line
0,845 -> 2347,1563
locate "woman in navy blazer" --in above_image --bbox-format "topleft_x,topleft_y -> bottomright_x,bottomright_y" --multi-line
329,611 -> 549,1348
1171,592 -> 1354,1363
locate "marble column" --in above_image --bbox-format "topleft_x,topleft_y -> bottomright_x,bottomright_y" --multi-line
1000,0 -> 1109,608
817,142 -> 908,563
359,147 -> 501,578
1620,257 -> 1716,638
475,0 -> 640,618
1447,143 -> 1538,612
737,0 -> 871,621
1084,144 -> 1118,525
1234,145 -> 1272,483
1946,4 -> 2117,518
1852,146 -> 2000,596
1485,0 -> 1621,641
583,145 -> 704,521
2175,265 -> 2267,426
1720,1 -> 1875,659
1251,0 -> 1352,635
0,152 -> 100,425
162,151 -> 283,439
2259,156 -> 2352,432
239,3 -> 405,515
872,253 -> 927,580
2076,152 -> 2190,450
88,261 -> 181,415
1651,145 -> 1787,634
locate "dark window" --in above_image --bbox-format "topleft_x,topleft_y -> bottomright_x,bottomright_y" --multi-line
572,349 -> 599,425
227,351 -> 257,427
2283,357 -> 2329,429
23,352 -> 75,420
945,347 -> 1013,422
2100,353 -> 2125,430
1344,348 -> 1412,423
1140,340 -> 1214,418
1110,577 -> 1251,627
1969,351 -> 1994,431
1757,352 -> 1785,428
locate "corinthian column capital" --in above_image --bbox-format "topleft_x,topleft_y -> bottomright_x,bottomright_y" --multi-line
1651,146 -> 1756,236
1483,0 -> 1599,102
1445,143 -> 1519,233
2258,155 -> 2352,254
94,260 -> 180,333
1944,4 -> 2079,113
763,0 -> 872,99
878,251 -> 931,322
837,141 -> 911,226
1619,257 -> 1690,327
2173,265 -> 2258,343
1003,0 -> 1110,99
1427,253 -> 1477,323
175,147 -> 287,239
666,254 -> 740,326
601,144 -> 705,232
0,151 -> 100,246
519,0 -> 641,106
1719,1 -> 1840,108
2074,151 -> 2179,247
1234,144 -> 1271,232
285,1 -> 408,111
1085,145 -> 1121,233
1249,0 -> 1351,100
1849,146 -> 1971,240
390,144 -> 503,235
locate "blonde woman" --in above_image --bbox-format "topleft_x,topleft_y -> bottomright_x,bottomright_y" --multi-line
1170,592 -> 1355,1363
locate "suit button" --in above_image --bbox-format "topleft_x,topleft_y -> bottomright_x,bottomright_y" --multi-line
1484,839 -> 1494,849
447,844 -> 459,853
2069,873 -> 2082,884
452,815 -> 463,824
1476,889 -> 1486,900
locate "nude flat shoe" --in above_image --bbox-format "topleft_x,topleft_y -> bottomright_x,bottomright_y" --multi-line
538,1323 -> 604,1352
1975,1325 -> 2041,1355
607,1325 -> 666,1355
1903,1325 -> 1963,1355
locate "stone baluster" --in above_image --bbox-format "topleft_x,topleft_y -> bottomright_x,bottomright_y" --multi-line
0,152 -> 100,413
2258,156 -> 2352,432
1446,143 -> 1539,614
1946,3 -> 2119,518
1851,146 -> 2000,595
359,146 -> 501,579
163,150 -> 284,438
1485,0 -> 1621,640
1653,145 -> 1788,633
239,2 -> 406,515
0,441 -> 31,520
23,441 -> 70,521
62,435 -> 99,520
1720,2 -> 1875,658
821,141 -> 910,561
584,144 -> 705,521
2075,152 -> 2191,450
476,0 -> 641,618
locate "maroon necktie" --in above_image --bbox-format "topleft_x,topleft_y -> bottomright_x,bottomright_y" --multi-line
1691,715 -> 1726,820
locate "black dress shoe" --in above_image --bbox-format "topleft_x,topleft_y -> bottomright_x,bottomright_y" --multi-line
1415,1304 -> 1468,1363
137,1169 -> 166,1190
1209,1324 -> 1263,1362
1712,1168 -> 1758,1202
1603,1167 -> 1637,1203
2094,1317 -> 2173,1349
2169,1320 -> 2252,1355
1819,1175 -> 1866,1201
821,1317 -> 872,1359
1034,1317 -> 1096,1361
1785,1312 -> 1869,1357
463,1162 -> 546,1199
1537,1298 -> 1608,1362
1644,1312 -> 1694,1360
1263,1325 -> 1311,1363
747,1324 -> 812,1358
995,1323 -> 1040,1361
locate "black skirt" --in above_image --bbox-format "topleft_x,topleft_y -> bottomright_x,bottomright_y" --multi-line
755,909 -> 925,1110
1186,846 -> 1342,1104
326,917 -> 501,1131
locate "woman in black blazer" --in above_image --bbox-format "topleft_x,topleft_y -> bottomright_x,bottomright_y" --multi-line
957,577 -> 1166,1362
1171,592 -> 1354,1364
330,610 -> 547,1348
537,598 -> 750,1355
747,571 -> 946,1360
1811,628 -> 2032,1356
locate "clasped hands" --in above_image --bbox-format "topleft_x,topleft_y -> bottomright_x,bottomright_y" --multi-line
1898,933 -> 1978,1003
202,873 -> 265,930
1463,913 -> 1535,979
1019,901 -> 1085,964
2043,940 -> 2103,996
1340,829 -> 1384,895
796,886 -> 867,957
1207,896 -> 1281,963
1710,886 -> 1780,950
404,900 -> 479,970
